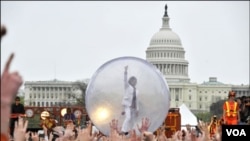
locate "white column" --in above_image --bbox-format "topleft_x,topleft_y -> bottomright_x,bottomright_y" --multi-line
176,64 -> 179,74
164,64 -> 166,74
182,65 -> 184,75
170,64 -> 172,74
180,65 -> 182,75
173,64 -> 175,74
167,64 -> 170,74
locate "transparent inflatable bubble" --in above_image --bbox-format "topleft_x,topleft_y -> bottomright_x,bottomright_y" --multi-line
85,56 -> 170,136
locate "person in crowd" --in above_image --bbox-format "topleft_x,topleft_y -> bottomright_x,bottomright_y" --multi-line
10,96 -> 25,138
208,115 -> 218,140
241,96 -> 250,124
1,25 -> 23,141
63,108 -> 76,126
223,90 -> 240,125
121,65 -> 140,135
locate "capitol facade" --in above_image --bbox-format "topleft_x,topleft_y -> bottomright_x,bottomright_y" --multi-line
145,4 -> 249,112
23,4 -> 249,113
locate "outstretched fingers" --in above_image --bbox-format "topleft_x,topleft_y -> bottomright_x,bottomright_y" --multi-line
3,53 -> 14,75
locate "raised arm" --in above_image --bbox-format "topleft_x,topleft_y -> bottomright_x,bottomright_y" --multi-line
124,66 -> 129,89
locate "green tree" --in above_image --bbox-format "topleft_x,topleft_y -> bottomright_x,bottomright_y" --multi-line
210,99 -> 225,118
68,80 -> 88,107
195,112 -> 213,122
20,96 -> 25,105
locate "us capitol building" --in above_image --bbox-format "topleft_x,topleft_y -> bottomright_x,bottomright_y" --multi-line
24,4 -> 249,113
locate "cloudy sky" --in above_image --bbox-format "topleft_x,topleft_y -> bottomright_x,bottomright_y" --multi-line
1,1 -> 249,87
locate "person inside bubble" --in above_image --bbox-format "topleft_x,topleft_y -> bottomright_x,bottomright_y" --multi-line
121,65 -> 139,135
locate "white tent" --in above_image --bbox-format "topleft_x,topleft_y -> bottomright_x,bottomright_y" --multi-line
179,103 -> 198,127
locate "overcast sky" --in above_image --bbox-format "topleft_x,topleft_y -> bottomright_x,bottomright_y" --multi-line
1,1 -> 249,87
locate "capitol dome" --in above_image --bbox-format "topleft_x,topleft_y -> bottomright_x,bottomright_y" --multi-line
149,30 -> 182,46
146,4 -> 190,83
149,4 -> 182,47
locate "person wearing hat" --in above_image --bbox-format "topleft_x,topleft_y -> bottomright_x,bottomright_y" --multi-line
9,96 -> 25,138
223,90 -> 240,125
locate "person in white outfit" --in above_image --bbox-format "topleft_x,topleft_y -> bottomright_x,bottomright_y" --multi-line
121,65 -> 139,134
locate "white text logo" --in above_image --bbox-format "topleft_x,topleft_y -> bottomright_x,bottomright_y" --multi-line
226,129 -> 246,136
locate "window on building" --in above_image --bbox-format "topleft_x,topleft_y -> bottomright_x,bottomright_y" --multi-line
205,96 -> 207,101
199,97 -> 202,101
42,102 -> 44,106
189,95 -> 191,100
46,102 -> 48,106
33,102 -> 35,106
199,104 -> 202,109
37,102 -> 40,107
30,94 -> 32,98
189,103 -> 191,108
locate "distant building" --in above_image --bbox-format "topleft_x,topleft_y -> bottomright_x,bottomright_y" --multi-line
24,79 -> 82,107
23,4 -> 249,113
145,4 -> 249,113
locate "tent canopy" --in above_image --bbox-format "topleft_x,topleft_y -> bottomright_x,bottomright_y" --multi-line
179,103 -> 198,126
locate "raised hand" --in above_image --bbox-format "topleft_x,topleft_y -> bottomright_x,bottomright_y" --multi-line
142,131 -> 156,141
1,54 -> 23,136
137,117 -> 151,134
31,132 -> 39,141
13,118 -> 28,141
157,125 -> 167,141
1,53 -> 23,105
125,66 -> 128,71
77,121 -> 96,141
109,119 -> 118,132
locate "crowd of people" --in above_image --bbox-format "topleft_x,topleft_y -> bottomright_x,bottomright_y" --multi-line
3,116 -> 225,141
1,25 -> 249,141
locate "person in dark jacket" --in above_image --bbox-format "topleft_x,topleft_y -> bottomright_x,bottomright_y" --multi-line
10,96 -> 25,137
